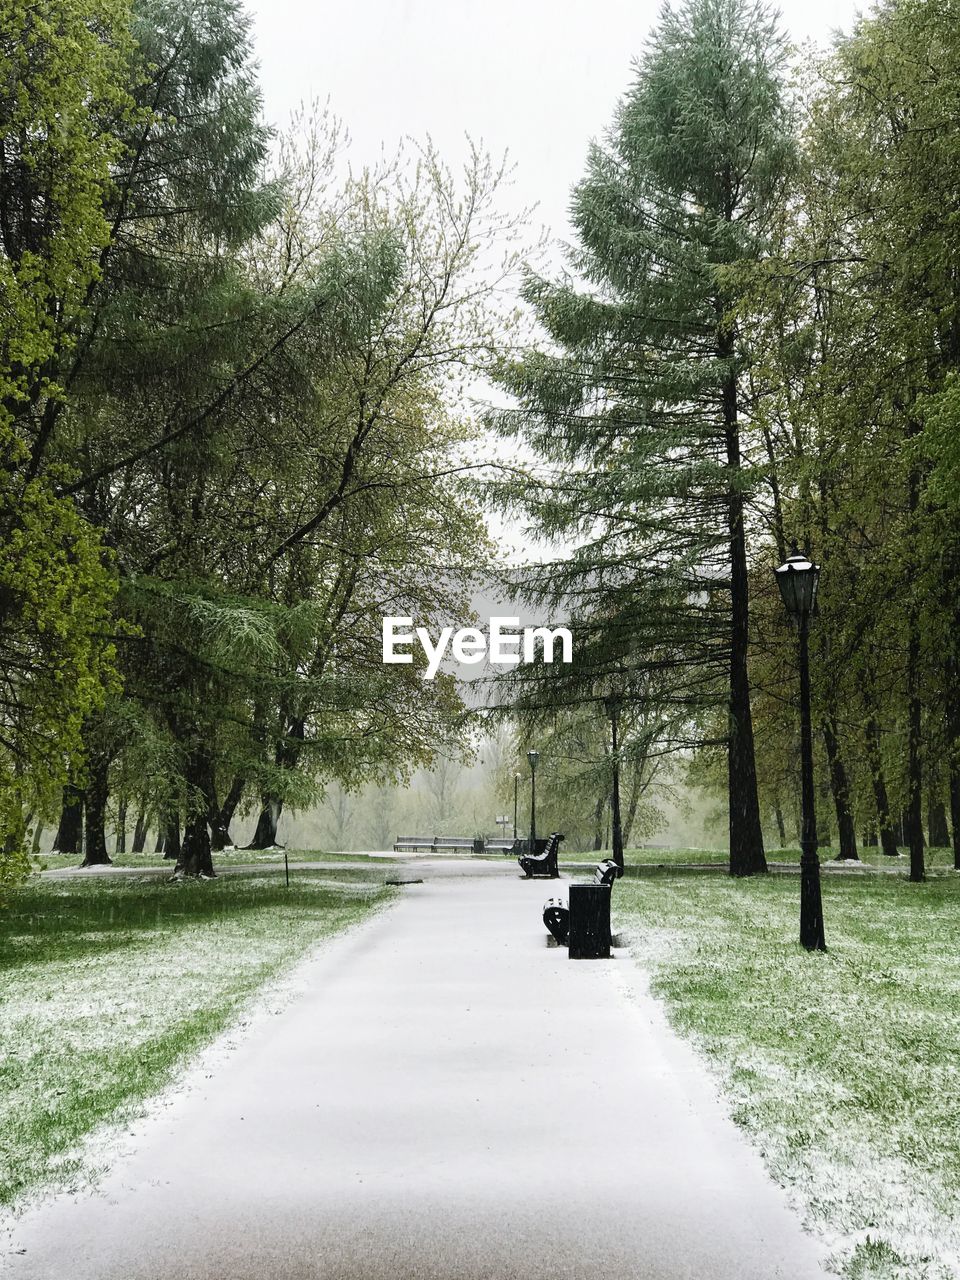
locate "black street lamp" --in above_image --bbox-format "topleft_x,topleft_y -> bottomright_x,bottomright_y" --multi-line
527,749 -> 540,854
513,772 -> 520,840
774,546 -> 826,952
605,693 -> 624,875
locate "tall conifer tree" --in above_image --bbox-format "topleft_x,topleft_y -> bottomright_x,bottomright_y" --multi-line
493,0 -> 793,873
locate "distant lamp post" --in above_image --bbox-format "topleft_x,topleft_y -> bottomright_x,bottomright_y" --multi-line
513,772 -> 521,840
527,749 -> 540,854
774,545 -> 826,952
604,692 -> 624,876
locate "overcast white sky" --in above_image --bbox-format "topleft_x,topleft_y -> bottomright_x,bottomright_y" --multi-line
246,0 -> 865,251
244,0 -> 866,562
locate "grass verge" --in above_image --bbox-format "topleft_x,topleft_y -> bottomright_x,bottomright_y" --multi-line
615,872 -> 960,1280
38,847 -> 400,870
0,869 -> 394,1211
553,844 -> 958,869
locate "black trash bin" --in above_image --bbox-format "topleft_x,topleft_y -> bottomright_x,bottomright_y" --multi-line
568,883 -> 611,959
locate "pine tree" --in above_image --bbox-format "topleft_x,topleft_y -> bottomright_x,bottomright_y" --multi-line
493,0 -> 793,874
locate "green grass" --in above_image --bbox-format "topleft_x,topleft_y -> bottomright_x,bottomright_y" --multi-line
0,869 -> 394,1210
39,847 -> 400,870
614,871 -> 960,1280
554,843 -> 958,870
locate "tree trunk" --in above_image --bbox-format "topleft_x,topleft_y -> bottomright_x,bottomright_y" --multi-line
247,797 -> 282,850
175,811 -> 214,878
115,798 -> 127,854
81,757 -> 112,866
219,775 -> 245,844
621,767 -> 643,850
864,713 -> 899,857
163,812 -> 181,861
816,779 -> 832,849
592,793 -> 604,852
197,761 -> 232,852
906,621 -> 925,881
905,446 -> 925,882
927,797 -> 949,849
950,756 -> 960,872
132,810 -> 148,853
863,827 -> 877,848
721,353 -> 766,877
773,802 -> 786,846
154,828 -> 165,855
31,822 -> 43,854
821,716 -> 858,860
53,783 -> 83,854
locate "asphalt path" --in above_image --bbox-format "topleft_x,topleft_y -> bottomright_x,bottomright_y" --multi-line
5,865 -> 828,1279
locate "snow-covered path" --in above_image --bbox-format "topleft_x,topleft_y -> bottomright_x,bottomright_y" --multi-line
4,867 -> 827,1279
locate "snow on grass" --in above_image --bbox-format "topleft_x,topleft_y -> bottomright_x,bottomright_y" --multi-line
0,870 -> 395,1213
39,847 -> 401,870
615,872 -> 960,1280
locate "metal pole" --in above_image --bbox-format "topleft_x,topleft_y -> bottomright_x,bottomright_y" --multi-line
610,699 -> 624,874
284,849 -> 290,889
529,760 -> 537,854
798,615 -> 826,951
513,775 -> 519,840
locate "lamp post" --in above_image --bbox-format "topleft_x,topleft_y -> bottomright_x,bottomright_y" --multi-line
605,692 -> 624,875
774,546 -> 826,952
527,749 -> 540,854
513,773 -> 520,840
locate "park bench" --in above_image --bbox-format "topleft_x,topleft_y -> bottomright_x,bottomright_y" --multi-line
518,830 -> 564,879
542,858 -> 622,956
433,836 -> 484,855
485,837 -> 522,855
393,836 -> 436,852
393,835 -> 484,854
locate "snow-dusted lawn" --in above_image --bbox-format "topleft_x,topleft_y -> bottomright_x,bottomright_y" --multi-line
0,870 -> 394,1211
616,873 -> 960,1280
40,847 -> 400,870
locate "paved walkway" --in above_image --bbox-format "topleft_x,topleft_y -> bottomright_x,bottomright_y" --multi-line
5,867 -> 827,1279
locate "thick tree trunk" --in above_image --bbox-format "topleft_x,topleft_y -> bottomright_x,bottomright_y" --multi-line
163,812 -> 181,861
722,356 -> 765,877
53,783 -> 84,854
115,798 -> 127,854
31,822 -> 43,854
132,810 -> 148,853
81,757 -> 112,866
172,750 -> 215,877
190,747 -> 231,849
821,716 -> 858,860
175,811 -> 214,878
247,797 -> 283,850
